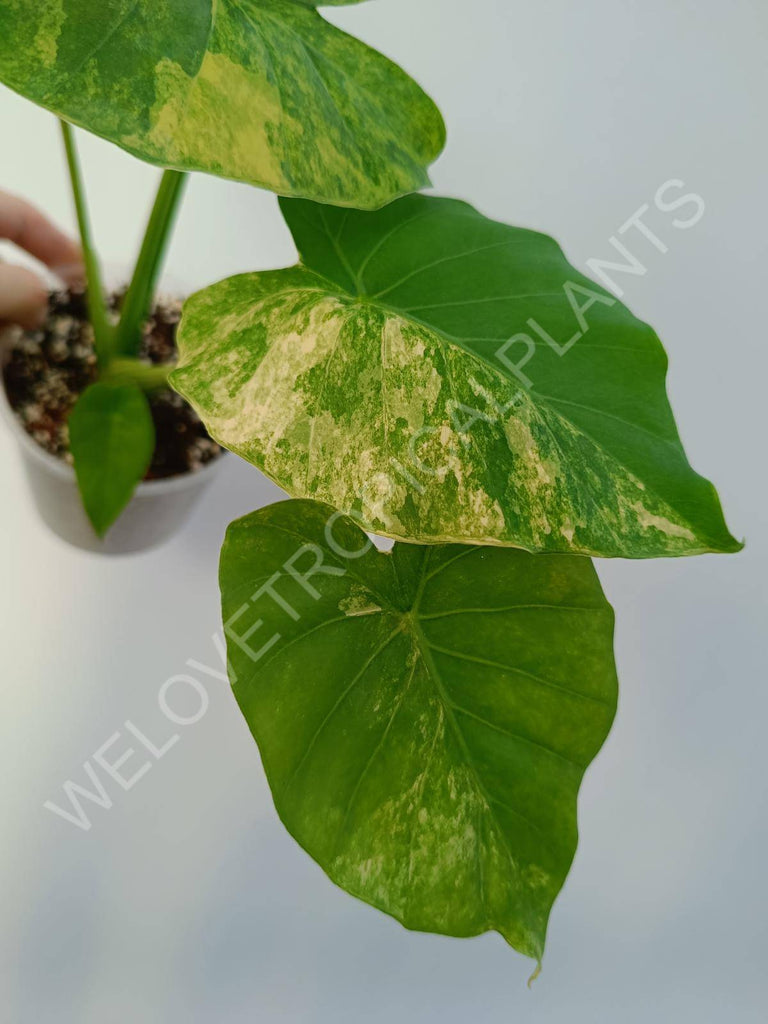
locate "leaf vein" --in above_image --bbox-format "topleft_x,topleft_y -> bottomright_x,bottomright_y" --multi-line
425,641 -> 612,710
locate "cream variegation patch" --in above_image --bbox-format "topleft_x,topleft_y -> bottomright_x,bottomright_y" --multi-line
172,274 -> 709,557
0,0 -> 444,206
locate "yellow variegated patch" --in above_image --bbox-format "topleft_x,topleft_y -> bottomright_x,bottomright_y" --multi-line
0,0 -> 444,207
173,195 -> 741,558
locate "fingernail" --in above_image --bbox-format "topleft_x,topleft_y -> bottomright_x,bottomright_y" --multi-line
21,305 -> 47,331
52,261 -> 86,287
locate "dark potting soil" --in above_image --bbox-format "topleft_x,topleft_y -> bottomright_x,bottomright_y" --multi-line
2,287 -> 221,479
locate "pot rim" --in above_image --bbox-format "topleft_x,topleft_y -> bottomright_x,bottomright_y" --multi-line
0,328 -> 224,496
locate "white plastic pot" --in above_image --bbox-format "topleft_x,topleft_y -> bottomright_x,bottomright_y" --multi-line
1,331 -> 223,555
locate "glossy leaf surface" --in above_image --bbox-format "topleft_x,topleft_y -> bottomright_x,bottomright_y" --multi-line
220,499 -> 618,961
68,381 -> 154,536
0,0 -> 445,207
174,195 -> 740,557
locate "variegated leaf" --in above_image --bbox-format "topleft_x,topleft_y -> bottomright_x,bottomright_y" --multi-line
173,195 -> 740,558
220,499 -> 618,963
0,0 -> 444,208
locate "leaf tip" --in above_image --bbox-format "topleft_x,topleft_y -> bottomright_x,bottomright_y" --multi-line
527,961 -> 542,988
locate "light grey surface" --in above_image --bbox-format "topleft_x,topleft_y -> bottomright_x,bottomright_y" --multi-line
1,1 -> 766,1021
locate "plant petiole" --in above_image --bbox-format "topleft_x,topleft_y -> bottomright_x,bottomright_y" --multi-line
100,357 -> 174,392
60,119 -> 115,365
114,170 -> 187,357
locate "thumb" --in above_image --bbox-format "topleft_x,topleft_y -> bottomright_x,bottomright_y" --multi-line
0,263 -> 49,330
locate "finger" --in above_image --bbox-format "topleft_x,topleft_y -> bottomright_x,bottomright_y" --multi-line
0,191 -> 83,279
0,264 -> 49,329
54,260 -> 86,288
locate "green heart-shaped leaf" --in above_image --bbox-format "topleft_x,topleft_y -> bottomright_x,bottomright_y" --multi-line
173,194 -> 740,558
69,381 -> 155,536
220,499 -> 618,962
0,0 -> 444,208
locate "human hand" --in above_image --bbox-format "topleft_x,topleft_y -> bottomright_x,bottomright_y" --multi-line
0,190 -> 83,329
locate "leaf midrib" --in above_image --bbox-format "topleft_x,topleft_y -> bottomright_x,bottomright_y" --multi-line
407,548 -> 549,841
256,540 -> 571,850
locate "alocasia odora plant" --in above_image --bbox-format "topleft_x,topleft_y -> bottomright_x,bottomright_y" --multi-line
0,0 -> 741,973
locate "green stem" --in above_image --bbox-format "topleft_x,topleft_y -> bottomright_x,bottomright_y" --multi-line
101,357 -> 174,392
60,120 -> 114,364
114,170 -> 187,357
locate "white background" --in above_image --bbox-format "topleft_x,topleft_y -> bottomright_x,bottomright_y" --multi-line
1,1 -> 766,1021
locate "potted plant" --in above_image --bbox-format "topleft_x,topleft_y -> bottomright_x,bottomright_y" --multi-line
0,183 -> 228,554
0,0 -> 444,551
1,0 -> 741,976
